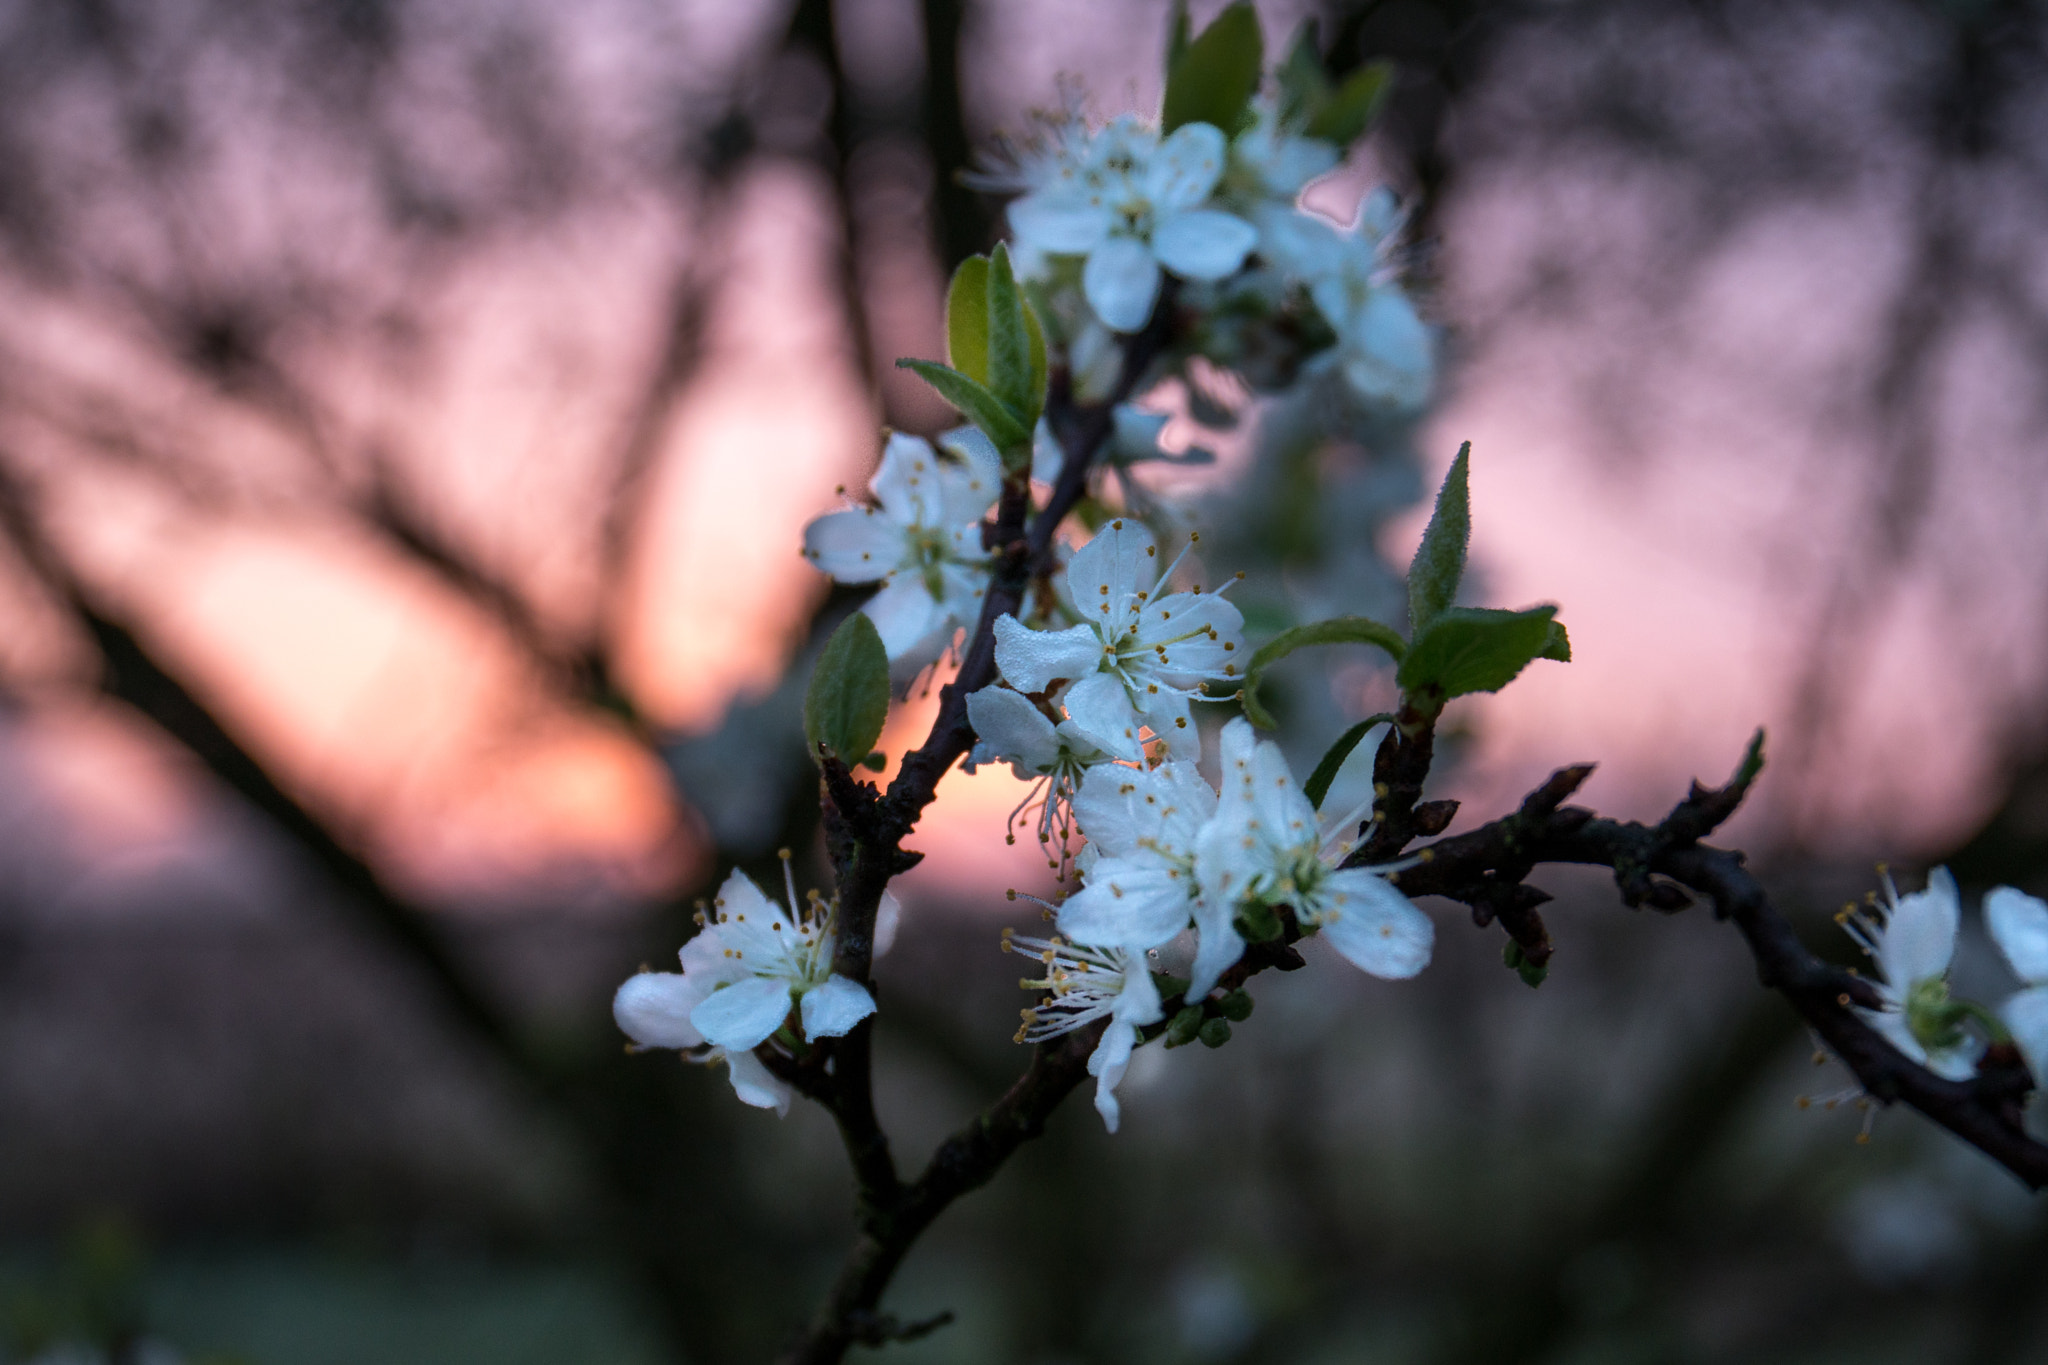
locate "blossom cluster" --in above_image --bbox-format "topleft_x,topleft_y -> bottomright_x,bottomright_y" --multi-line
992,99 -> 1432,412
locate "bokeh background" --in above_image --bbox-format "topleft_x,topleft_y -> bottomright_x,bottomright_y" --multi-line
4,0 -> 2048,1361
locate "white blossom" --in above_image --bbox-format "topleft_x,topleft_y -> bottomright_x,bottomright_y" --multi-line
992,518 -> 1244,762
802,431 -> 1001,659
1838,867 -> 1979,1081
613,865 -> 894,1114
1006,929 -> 1163,1132
1007,118 -> 1258,332
1191,718 -> 1433,998
1985,885 -> 2048,1085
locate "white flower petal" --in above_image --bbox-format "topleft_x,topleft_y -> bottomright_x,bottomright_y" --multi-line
1883,867 -> 1960,988
1317,871 -> 1434,979
613,972 -> 705,1049
1066,517 -> 1157,612
1083,237 -> 1162,333
2002,985 -> 2048,1086
1060,673 -> 1145,762
689,975 -> 795,1052
1059,857 -> 1198,949
1089,1019 -> 1136,1133
799,974 -> 878,1040
993,615 -> 1100,693
933,426 -> 1005,525
1253,203 -> 1343,278
869,432 -> 948,527
1151,208 -> 1258,281
1143,122 -> 1227,210
1134,688 -> 1198,760
1986,886 -> 2048,984
874,890 -> 903,958
1009,192 -> 1114,254
1253,136 -> 1339,195
1031,417 -> 1064,485
1344,287 -> 1434,408
1186,903 -> 1246,1002
1070,319 -> 1124,402
967,685 -> 1063,772
1865,1007 -> 1931,1069
724,1048 -> 794,1116
861,576 -> 944,660
802,509 -> 902,583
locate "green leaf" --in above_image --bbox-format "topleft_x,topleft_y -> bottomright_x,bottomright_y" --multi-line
1408,441 -> 1470,635
1237,616 -> 1406,730
804,613 -> 891,767
947,251 -> 1048,436
895,358 -> 1030,450
1161,1 -> 1263,135
1303,712 -> 1397,811
944,255 -> 990,389
1304,59 -> 1395,144
978,242 -> 1032,419
1540,619 -> 1571,663
1164,0 -> 1191,82
1397,605 -> 1565,704
1275,21 -> 1328,125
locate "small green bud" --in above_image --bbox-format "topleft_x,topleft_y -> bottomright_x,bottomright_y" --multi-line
1164,1005 -> 1205,1049
1235,901 -> 1284,943
1217,989 -> 1254,1022
1198,1017 -> 1233,1049
861,751 -> 887,772
1502,940 -> 1525,968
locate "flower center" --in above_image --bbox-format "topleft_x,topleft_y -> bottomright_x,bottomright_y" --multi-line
1905,975 -> 1967,1053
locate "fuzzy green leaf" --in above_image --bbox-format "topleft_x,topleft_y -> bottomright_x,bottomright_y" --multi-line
984,243 -> 1042,423
1237,616 -> 1406,730
1408,441 -> 1471,635
1397,605 -> 1565,704
804,613 -> 891,768
1164,0 -> 1191,82
1161,1 -> 1263,135
895,358 -> 1030,451
1304,59 -> 1395,145
1303,711 -> 1397,811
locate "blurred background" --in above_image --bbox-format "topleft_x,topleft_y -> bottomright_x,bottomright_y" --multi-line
2,0 -> 2047,1361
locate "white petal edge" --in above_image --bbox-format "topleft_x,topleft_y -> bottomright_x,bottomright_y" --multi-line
725,1048 -> 794,1116
1151,209 -> 1258,281
1144,121 -> 1227,210
1083,238 -> 1162,333
993,614 -> 1100,693
613,972 -> 704,1049
799,974 -> 878,1040
1317,871 -> 1434,979
966,684 -> 1063,772
2002,986 -> 2048,1088
1986,886 -> 2048,984
689,975 -> 795,1052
